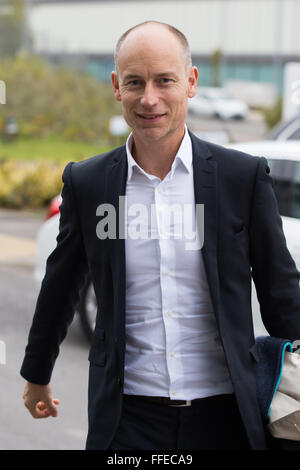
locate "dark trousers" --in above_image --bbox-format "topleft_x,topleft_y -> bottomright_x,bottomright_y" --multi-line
108,393 -> 251,450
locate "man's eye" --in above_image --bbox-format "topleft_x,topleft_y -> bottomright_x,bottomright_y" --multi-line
159,78 -> 173,85
127,80 -> 141,86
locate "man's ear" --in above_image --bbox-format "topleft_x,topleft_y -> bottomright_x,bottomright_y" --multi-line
111,71 -> 121,102
187,66 -> 199,98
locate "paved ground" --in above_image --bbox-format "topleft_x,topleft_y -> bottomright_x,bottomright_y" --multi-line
0,209 -> 90,450
186,109 -> 267,143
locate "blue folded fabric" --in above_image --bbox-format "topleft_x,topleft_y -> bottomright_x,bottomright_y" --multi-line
255,335 -> 293,424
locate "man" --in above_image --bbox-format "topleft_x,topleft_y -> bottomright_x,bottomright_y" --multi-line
21,21 -> 300,450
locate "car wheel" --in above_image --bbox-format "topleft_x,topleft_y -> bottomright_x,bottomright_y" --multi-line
77,278 -> 97,341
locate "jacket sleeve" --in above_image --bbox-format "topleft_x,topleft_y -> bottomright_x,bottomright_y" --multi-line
250,157 -> 300,340
20,162 -> 89,385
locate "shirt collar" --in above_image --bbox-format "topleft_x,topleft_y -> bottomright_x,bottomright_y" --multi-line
126,125 -> 193,182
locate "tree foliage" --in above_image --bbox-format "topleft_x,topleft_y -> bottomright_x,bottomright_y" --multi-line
261,96 -> 283,130
0,0 -> 27,58
211,49 -> 222,88
0,55 -> 123,143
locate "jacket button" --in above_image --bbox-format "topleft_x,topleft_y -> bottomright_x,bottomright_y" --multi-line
118,377 -> 122,386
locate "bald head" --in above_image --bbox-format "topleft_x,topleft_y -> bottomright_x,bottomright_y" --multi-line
114,21 -> 192,74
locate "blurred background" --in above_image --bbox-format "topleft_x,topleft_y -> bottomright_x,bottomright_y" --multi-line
0,0 -> 300,450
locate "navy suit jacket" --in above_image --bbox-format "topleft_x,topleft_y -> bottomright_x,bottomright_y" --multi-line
20,131 -> 300,449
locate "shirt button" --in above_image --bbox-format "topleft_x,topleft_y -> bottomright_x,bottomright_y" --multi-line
170,351 -> 175,357
167,310 -> 173,317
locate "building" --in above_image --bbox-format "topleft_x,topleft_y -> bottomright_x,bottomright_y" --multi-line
22,0 -> 300,94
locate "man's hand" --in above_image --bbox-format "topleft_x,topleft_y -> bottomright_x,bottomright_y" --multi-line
22,382 -> 60,419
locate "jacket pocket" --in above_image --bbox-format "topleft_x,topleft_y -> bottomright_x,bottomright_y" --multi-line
88,349 -> 106,367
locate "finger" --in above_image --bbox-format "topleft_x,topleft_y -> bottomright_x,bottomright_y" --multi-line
24,400 -> 43,419
23,401 -> 48,419
44,398 -> 59,417
35,400 -> 59,418
35,401 -> 51,418
24,397 -> 60,419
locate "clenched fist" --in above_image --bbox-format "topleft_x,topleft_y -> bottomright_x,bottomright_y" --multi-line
23,382 -> 60,419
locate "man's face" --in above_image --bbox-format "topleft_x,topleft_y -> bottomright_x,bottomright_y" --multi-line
111,26 -> 198,145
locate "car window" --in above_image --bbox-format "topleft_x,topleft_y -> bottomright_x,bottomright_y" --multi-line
268,159 -> 300,220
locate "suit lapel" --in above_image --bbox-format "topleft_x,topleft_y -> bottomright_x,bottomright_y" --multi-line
104,147 -> 127,349
190,132 -> 221,323
103,145 -> 128,241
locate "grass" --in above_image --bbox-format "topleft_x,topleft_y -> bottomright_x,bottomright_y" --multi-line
0,136 -> 113,163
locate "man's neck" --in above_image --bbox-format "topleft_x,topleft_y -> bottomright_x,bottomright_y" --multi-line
131,128 -> 186,180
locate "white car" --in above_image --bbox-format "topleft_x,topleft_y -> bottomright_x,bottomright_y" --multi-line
188,87 -> 248,120
35,141 -> 300,340
34,196 -> 96,341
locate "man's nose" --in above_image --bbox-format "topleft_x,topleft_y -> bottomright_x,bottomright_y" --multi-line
140,82 -> 159,107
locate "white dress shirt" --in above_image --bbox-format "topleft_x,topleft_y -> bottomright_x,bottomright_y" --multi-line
123,127 -> 233,400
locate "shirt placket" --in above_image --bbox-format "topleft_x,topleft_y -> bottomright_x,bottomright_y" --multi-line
155,180 -> 180,399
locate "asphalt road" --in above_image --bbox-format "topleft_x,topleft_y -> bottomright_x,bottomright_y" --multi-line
186,109 -> 267,143
0,209 -> 90,450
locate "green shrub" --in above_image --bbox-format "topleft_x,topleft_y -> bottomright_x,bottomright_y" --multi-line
0,159 -> 64,208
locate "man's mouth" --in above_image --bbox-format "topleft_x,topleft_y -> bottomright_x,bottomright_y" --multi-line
136,113 -> 166,120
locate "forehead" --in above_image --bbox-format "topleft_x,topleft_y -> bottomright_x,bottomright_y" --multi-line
117,26 -> 186,74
